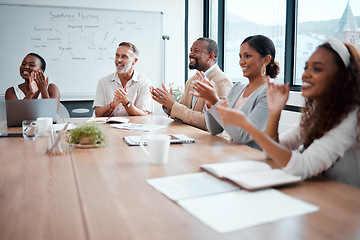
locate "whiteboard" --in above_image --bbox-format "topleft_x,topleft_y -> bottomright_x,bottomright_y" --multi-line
0,4 -> 163,99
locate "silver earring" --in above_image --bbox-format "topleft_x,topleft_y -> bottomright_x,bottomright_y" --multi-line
261,64 -> 266,76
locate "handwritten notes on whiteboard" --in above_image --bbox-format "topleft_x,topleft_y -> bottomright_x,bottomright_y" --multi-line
0,4 -> 163,98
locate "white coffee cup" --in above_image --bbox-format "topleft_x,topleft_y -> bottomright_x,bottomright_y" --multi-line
140,134 -> 170,164
37,117 -> 53,137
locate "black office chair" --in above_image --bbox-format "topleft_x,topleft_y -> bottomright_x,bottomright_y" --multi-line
60,100 -> 94,118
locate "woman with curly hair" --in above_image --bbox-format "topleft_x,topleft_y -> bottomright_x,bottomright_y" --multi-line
215,38 -> 360,188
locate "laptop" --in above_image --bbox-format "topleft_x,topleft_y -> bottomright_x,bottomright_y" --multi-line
6,99 -> 58,127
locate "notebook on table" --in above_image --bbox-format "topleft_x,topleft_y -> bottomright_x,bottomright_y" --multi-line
6,99 -> 58,127
200,160 -> 302,191
123,134 -> 195,146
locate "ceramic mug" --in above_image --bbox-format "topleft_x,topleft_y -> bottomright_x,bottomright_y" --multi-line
140,134 -> 170,164
37,117 -> 53,137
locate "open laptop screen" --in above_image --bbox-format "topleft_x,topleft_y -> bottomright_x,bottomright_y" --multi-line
6,99 -> 57,127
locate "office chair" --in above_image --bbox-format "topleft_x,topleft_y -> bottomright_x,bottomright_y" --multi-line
60,100 -> 95,118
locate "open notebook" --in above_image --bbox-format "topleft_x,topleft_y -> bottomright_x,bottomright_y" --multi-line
201,160 -> 302,191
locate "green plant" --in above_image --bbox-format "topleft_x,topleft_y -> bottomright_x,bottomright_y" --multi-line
66,122 -> 108,146
169,82 -> 184,102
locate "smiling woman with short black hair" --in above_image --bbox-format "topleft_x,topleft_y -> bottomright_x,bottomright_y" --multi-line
5,53 -> 60,109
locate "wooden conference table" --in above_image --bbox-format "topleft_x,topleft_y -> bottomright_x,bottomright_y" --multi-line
1,115 -> 360,240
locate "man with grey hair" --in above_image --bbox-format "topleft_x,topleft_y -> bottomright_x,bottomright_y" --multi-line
93,42 -> 153,117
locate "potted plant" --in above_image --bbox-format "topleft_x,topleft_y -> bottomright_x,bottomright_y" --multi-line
66,122 -> 108,148
169,82 -> 184,102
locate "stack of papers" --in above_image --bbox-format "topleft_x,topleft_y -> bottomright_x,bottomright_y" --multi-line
147,172 -> 318,233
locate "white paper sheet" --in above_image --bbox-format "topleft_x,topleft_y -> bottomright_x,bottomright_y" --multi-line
111,123 -> 166,132
147,172 -> 239,201
178,189 -> 319,233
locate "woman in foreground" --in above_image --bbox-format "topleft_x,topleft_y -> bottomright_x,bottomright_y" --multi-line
216,38 -> 360,188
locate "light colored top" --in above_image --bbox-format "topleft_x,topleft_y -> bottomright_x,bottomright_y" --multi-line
281,109 -> 360,188
13,84 -> 45,99
204,64 -> 216,76
165,65 -> 233,131
205,82 -> 268,149
93,71 -> 153,116
233,90 -> 250,110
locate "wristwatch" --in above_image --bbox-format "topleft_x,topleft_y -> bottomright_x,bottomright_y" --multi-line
123,101 -> 132,108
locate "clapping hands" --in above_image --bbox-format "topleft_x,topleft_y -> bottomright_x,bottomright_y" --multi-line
149,83 -> 175,109
191,71 -> 219,108
113,86 -> 129,107
215,99 -> 248,128
267,80 -> 290,114
29,70 -> 48,94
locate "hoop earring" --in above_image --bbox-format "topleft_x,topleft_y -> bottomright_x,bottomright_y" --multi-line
261,64 -> 266,77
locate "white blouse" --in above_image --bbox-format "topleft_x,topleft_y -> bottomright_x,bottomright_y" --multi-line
13,84 -> 48,99
280,109 -> 360,188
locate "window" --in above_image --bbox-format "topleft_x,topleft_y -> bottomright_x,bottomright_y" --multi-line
223,0 -> 287,84
209,0 -> 218,41
295,0 -> 360,85
306,43 -> 313,50
208,0 -> 360,89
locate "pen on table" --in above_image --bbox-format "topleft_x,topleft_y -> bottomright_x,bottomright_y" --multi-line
46,122 -> 70,155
